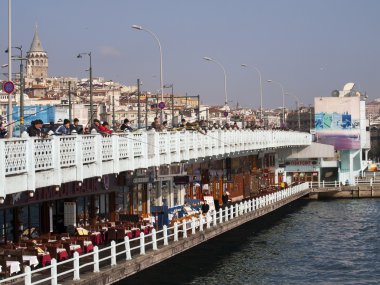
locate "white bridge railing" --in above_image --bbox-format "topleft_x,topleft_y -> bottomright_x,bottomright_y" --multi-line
0,129 -> 311,197
0,182 -> 310,285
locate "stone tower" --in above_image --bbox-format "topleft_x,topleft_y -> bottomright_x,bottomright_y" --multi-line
26,29 -> 48,82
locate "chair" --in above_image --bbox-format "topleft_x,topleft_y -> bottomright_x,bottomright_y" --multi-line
107,228 -> 117,242
0,259 -> 10,278
46,246 -> 58,260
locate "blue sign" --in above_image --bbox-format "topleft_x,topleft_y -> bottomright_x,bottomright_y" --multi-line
2,81 -> 14,94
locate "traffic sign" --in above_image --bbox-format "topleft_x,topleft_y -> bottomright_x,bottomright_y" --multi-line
158,101 -> 165,109
223,111 -> 229,117
2,81 -> 14,94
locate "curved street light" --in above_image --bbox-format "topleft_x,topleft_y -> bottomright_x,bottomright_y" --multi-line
267,79 -> 286,128
241,64 -> 263,123
132,24 -> 164,122
203,57 -> 228,108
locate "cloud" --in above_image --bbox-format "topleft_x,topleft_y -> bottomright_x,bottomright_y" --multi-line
99,46 -> 121,57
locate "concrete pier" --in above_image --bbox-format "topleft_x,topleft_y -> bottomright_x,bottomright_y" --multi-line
308,185 -> 380,199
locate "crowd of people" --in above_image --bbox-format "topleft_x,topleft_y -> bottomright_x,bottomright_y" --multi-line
0,116 -> 274,139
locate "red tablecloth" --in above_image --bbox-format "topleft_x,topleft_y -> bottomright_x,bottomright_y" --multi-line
85,244 -> 94,253
90,233 -> 103,245
38,254 -> 51,267
57,250 -> 68,261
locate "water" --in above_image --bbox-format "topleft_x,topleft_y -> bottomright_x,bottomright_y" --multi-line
117,199 -> 380,285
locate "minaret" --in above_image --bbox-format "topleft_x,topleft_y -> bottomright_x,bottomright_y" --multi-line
26,28 -> 48,82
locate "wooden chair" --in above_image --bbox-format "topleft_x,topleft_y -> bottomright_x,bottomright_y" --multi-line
107,228 -> 117,242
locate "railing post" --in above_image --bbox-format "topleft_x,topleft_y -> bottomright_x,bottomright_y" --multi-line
94,245 -> 100,272
191,218 -> 196,235
174,222 -> 178,241
182,220 -> 188,238
51,258 -> 58,285
111,240 -> 117,265
230,205 -> 234,220
213,210 -> 217,226
207,214 -> 211,229
73,251 -> 80,281
163,225 -> 168,245
140,232 -> 146,255
334,180 -> 337,187
24,265 -> 32,285
152,228 -> 158,250
199,216 -> 204,232
219,208 -> 223,224
370,178 -> 373,186
124,236 -> 132,260
235,204 -> 239,218
225,207 -> 229,222
323,180 -> 325,187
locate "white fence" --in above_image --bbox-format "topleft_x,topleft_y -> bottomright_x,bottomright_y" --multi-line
0,183 -> 310,285
0,129 -> 311,197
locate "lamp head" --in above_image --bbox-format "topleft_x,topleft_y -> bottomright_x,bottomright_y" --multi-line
241,64 -> 247,67
203,57 -> 212,61
267,80 -> 273,83
132,24 -> 143,30
77,54 -> 82,59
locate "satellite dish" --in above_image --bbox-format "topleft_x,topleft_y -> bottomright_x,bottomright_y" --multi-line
331,90 -> 339,97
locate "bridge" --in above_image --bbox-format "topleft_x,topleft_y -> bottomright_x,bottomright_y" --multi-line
0,129 -> 311,198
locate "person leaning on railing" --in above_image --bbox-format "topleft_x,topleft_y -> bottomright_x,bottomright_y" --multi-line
55,119 -> 72,135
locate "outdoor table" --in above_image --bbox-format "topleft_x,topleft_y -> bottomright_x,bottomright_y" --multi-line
83,241 -> 94,253
23,255 -> 39,268
38,253 -> 51,267
5,260 -> 21,275
90,232 -> 103,245
57,248 -> 69,261
70,244 -> 82,255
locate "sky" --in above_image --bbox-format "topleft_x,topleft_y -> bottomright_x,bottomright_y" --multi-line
1,0 -> 380,109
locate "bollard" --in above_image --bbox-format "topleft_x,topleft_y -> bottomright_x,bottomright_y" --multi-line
152,229 -> 158,250
182,220 -> 188,238
51,258 -> 58,285
73,251 -> 80,280
94,246 -> 100,272
219,208 -> 223,224
111,240 -> 117,265
124,236 -> 132,260
25,266 -> 32,285
174,222 -> 178,241
163,225 -> 168,245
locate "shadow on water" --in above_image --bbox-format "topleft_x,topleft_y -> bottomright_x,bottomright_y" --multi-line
116,199 -> 310,285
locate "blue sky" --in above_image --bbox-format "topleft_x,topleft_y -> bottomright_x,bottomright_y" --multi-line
1,0 -> 379,109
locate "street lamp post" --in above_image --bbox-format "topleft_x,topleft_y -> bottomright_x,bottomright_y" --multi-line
163,84 -> 174,126
267,80 -> 286,128
241,64 -> 263,124
286,93 -> 301,131
203,57 -> 228,108
132,25 -> 164,123
77,52 -> 93,126
7,0 -> 12,137
5,46 -> 25,135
